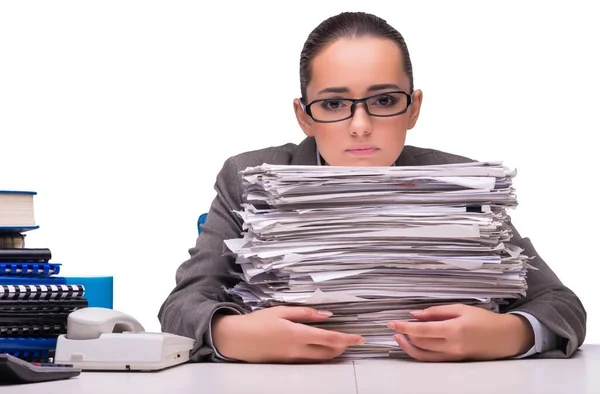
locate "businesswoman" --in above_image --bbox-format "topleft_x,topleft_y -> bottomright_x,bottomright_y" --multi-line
158,11 -> 586,363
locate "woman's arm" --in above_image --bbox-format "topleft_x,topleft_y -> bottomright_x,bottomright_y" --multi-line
157,157 -> 249,362
157,156 -> 363,363
387,219 -> 587,361
501,220 -> 587,358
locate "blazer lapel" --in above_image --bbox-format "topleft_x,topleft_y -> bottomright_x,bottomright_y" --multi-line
290,137 -> 319,165
395,146 -> 419,166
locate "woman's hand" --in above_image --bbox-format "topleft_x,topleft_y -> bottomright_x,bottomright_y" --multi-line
388,304 -> 535,362
212,306 -> 365,363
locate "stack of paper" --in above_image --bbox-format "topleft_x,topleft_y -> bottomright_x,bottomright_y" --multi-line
224,162 -> 531,359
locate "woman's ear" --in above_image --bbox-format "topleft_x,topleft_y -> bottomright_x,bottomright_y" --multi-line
293,98 -> 314,137
407,89 -> 423,130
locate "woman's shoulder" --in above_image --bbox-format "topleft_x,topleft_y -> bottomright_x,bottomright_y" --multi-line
402,145 -> 475,165
214,142 -> 305,186
223,137 -> 317,172
227,142 -> 301,169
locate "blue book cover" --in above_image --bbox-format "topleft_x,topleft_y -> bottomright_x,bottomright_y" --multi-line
0,226 -> 39,233
0,276 -> 67,285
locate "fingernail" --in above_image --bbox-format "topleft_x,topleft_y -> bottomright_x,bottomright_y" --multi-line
317,310 -> 332,317
358,336 -> 366,345
410,310 -> 424,316
387,322 -> 397,330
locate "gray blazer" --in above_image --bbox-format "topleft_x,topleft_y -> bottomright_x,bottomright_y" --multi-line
157,137 -> 586,362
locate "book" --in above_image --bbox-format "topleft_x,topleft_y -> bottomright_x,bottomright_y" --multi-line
0,233 -> 25,248
0,191 -> 37,230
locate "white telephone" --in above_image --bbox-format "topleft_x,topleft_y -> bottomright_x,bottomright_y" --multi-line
54,307 -> 195,371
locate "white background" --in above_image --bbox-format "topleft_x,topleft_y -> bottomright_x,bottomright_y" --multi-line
1,1 -> 598,344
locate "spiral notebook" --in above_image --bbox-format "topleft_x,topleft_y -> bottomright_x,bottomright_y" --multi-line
0,337 -> 57,362
1,322 -> 66,338
0,348 -> 51,363
0,298 -> 88,314
0,262 -> 61,276
0,284 -> 85,300
0,315 -> 71,325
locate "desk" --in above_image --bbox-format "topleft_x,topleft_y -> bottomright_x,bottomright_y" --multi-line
354,344 -> 600,394
4,344 -> 599,394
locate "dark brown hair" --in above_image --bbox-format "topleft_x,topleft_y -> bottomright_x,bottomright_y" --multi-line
299,11 -> 414,101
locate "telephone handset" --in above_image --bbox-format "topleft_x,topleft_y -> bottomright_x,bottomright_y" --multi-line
66,307 -> 145,339
54,307 -> 195,371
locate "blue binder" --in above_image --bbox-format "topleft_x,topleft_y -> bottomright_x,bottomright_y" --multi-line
0,337 -> 57,351
0,276 -> 67,285
0,262 -> 61,277
65,276 -> 113,309
0,337 -> 56,362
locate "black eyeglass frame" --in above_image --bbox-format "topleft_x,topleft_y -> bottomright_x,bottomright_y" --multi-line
299,90 -> 413,123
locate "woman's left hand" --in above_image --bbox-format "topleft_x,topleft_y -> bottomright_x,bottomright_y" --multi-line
387,304 -> 535,362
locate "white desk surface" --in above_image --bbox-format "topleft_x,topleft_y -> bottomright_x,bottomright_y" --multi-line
4,344 -> 599,394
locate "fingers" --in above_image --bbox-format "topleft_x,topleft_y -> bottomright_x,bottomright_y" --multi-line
388,320 -> 449,338
269,306 -> 334,323
305,344 -> 348,360
394,334 -> 461,362
284,326 -> 363,362
252,306 -> 364,363
409,304 -> 467,321
406,336 -> 448,353
282,344 -> 348,363
294,323 -> 365,348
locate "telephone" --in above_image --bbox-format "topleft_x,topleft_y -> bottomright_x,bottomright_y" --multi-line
54,307 -> 195,371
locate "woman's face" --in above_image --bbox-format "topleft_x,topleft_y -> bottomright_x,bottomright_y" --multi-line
294,36 -> 423,166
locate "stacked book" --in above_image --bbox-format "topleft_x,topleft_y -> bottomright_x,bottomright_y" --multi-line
224,162 -> 531,359
1,190 -> 87,362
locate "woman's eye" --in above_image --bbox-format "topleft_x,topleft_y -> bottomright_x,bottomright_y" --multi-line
322,100 -> 346,111
373,96 -> 396,107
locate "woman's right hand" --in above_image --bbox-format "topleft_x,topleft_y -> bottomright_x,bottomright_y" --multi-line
211,306 -> 365,363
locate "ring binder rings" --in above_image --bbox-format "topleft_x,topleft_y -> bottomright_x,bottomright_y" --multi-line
0,284 -> 85,300
1,323 -> 66,337
0,298 -> 89,314
0,262 -> 61,276
0,338 -> 56,363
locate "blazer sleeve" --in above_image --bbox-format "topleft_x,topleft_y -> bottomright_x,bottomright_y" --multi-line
157,157 -> 250,362
501,218 -> 587,358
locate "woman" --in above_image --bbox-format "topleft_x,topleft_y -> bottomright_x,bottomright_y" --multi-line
158,11 -> 586,363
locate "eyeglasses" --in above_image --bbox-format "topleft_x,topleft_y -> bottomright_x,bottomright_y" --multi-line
300,91 -> 412,123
